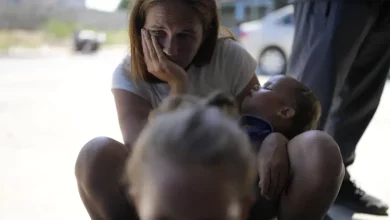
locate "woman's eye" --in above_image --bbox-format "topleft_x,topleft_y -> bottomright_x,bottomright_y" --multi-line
178,33 -> 192,39
150,30 -> 164,37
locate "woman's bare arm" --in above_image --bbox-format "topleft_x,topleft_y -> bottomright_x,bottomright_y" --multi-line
113,89 -> 153,148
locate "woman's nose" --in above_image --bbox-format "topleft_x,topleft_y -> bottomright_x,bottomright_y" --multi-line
162,38 -> 179,57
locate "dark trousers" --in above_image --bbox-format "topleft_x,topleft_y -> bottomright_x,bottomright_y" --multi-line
288,1 -> 390,166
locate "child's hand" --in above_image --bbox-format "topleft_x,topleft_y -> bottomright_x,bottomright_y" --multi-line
257,132 -> 290,200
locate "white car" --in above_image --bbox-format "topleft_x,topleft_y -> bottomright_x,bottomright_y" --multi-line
239,5 -> 294,76
73,30 -> 107,53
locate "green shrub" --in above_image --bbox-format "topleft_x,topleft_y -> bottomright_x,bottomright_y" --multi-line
105,30 -> 129,45
41,19 -> 78,38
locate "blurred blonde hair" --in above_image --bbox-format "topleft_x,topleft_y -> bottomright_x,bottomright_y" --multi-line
148,91 -> 239,121
126,92 -> 256,198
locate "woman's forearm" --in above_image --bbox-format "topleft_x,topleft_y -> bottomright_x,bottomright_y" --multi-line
120,115 -> 149,149
113,89 -> 153,149
169,79 -> 188,95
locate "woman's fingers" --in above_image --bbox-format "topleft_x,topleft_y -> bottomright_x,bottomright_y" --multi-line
260,166 -> 271,197
144,30 -> 157,61
141,29 -> 157,62
276,170 -> 286,197
269,170 -> 279,199
141,29 -> 151,63
151,34 -> 165,61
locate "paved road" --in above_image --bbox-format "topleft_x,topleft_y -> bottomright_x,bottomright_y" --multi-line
0,49 -> 389,220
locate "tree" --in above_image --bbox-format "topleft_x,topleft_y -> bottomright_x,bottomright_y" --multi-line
117,0 -> 131,10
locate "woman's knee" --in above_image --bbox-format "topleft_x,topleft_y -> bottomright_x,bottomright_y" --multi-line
289,130 -> 345,185
279,131 -> 345,220
75,136 -> 129,191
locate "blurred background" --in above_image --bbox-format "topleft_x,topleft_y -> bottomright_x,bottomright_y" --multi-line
0,0 -> 389,220
0,0 -> 279,55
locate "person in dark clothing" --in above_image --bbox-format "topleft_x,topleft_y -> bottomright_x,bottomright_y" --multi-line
288,0 -> 390,216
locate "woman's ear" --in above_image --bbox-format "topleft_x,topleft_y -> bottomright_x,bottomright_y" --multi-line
204,91 -> 239,118
277,106 -> 295,119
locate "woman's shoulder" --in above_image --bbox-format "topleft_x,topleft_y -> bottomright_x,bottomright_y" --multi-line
112,55 -> 132,89
208,37 -> 256,72
112,55 -> 153,102
204,36 -> 257,96
214,37 -> 250,58
121,54 -> 132,75
210,37 -> 256,70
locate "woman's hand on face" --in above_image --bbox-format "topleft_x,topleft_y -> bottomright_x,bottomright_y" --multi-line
141,29 -> 188,93
257,132 -> 290,200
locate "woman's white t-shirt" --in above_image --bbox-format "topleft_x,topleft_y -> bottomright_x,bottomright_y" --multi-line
111,38 -> 257,108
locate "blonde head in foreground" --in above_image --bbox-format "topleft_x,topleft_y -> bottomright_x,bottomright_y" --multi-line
125,100 -> 256,220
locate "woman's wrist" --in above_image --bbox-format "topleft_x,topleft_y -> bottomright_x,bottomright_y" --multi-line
169,78 -> 188,95
259,133 -> 289,152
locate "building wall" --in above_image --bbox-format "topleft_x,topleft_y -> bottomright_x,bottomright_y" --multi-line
0,1 -> 127,30
56,0 -> 86,8
1,0 -> 85,7
0,0 -> 269,31
219,0 -> 272,27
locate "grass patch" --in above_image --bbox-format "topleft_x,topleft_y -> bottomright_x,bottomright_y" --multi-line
41,19 -> 129,45
0,30 -> 44,51
41,19 -> 79,39
0,19 -> 129,51
105,30 -> 129,45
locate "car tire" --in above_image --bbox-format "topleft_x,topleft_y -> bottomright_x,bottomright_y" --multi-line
258,46 -> 287,76
74,41 -> 84,52
91,43 -> 99,52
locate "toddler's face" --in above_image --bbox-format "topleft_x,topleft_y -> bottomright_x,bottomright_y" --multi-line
241,76 -> 298,118
241,83 -> 282,121
132,160 -> 252,220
